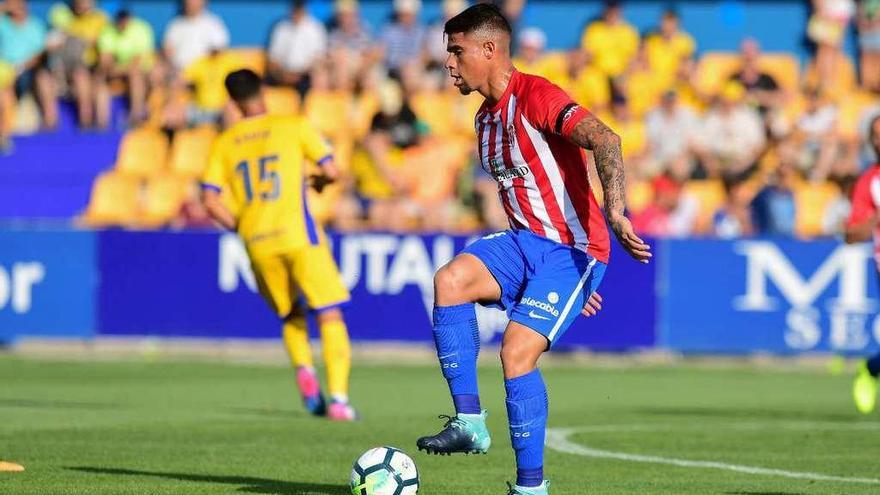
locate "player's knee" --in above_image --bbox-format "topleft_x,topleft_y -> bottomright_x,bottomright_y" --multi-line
434,264 -> 468,304
316,307 -> 344,324
500,342 -> 529,375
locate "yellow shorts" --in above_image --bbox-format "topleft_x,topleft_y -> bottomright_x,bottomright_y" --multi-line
251,243 -> 350,319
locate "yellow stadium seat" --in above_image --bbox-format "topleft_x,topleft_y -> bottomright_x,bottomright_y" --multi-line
795,181 -> 841,237
695,52 -> 740,95
627,180 -> 653,213
804,55 -> 857,95
116,128 -> 170,178
412,91 -> 456,137
140,175 -> 192,228
226,47 -> 267,76
168,126 -> 217,178
264,86 -> 300,116
304,90 -> 352,138
683,180 -> 726,233
838,91 -> 879,141
81,172 -> 142,227
757,53 -> 800,93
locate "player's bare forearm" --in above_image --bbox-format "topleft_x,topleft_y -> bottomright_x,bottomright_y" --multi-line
568,115 -> 626,221
201,190 -> 237,231
568,114 -> 652,263
845,220 -> 875,244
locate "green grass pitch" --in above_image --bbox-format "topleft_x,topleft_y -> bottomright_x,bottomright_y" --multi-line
1,355 -> 878,494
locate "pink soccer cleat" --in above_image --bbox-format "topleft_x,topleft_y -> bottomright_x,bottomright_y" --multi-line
327,400 -> 359,421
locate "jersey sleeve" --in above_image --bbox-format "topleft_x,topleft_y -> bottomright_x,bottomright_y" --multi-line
846,172 -> 877,227
521,76 -> 591,139
297,118 -> 333,165
200,138 -> 228,193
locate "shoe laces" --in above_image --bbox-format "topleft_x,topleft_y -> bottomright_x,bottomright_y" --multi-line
437,414 -> 467,430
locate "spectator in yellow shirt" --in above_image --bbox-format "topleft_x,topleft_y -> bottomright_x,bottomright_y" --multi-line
512,27 -> 566,84
560,49 -> 611,114
95,10 -> 155,127
581,1 -> 639,77
49,0 -> 109,128
163,49 -> 244,130
644,10 -> 695,89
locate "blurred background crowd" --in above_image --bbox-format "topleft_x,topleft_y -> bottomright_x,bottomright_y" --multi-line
1,0 -> 879,240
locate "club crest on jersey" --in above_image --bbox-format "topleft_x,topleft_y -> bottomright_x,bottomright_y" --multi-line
507,123 -> 516,145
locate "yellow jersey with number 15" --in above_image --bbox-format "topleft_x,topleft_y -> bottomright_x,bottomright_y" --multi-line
201,114 -> 332,259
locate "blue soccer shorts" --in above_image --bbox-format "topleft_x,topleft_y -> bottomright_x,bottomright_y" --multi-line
462,229 -> 607,348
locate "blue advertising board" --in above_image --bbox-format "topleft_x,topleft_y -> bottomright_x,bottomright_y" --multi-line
660,239 -> 880,355
97,230 -> 656,350
0,229 -> 96,340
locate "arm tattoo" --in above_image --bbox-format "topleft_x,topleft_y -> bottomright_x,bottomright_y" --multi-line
569,114 -> 626,219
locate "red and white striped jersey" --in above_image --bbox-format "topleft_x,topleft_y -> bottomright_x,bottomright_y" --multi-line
475,69 -> 611,263
847,164 -> 880,265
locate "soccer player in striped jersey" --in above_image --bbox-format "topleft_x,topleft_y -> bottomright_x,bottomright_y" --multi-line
844,114 -> 880,415
414,4 -> 651,494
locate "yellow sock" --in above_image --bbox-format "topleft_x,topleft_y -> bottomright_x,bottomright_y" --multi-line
282,317 -> 314,369
319,319 -> 351,400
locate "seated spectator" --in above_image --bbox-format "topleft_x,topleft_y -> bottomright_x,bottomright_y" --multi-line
645,90 -> 699,179
328,0 -> 379,90
0,0 -> 57,130
808,0 -> 855,89
267,0 -> 327,98
380,0 -> 426,85
512,27 -> 565,83
49,0 -> 109,128
644,9 -> 695,89
94,10 -> 155,127
859,104 -> 880,167
163,49 -> 242,129
712,174 -> 754,238
751,159 -> 799,237
631,174 -> 699,237
561,49 -> 610,114
616,43 -> 661,117
857,0 -> 880,91
695,82 -> 766,178
791,87 -> 841,181
822,174 -> 855,236
580,0 -> 639,78
730,38 -> 783,120
425,0 -> 467,75
163,0 -> 229,72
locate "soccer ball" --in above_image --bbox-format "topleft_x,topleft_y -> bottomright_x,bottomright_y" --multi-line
350,446 -> 419,495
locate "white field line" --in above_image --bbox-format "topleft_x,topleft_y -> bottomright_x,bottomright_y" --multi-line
561,421 -> 880,434
546,426 -> 880,485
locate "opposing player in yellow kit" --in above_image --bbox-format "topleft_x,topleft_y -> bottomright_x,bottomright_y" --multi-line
200,69 -> 357,421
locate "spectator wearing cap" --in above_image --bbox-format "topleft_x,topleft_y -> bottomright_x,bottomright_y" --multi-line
0,0 -> 57,130
512,27 -> 566,83
645,90 -> 699,179
94,10 -> 155,127
581,0 -> 639,77
163,0 -> 229,71
268,0 -> 327,98
644,10 -> 695,90
380,0 -> 426,81
695,81 -> 766,178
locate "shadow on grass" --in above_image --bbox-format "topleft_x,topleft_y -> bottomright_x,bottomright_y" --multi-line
0,398 -> 119,410
68,467 -> 349,495
635,406 -> 854,423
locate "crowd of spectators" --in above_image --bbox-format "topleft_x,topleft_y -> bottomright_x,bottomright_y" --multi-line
2,0 -> 880,241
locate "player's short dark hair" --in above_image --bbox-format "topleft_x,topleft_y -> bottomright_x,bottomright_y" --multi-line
443,3 -> 511,38
224,69 -> 262,102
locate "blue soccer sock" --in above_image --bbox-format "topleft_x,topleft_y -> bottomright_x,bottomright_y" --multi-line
867,352 -> 880,377
505,369 -> 547,488
432,304 -> 481,415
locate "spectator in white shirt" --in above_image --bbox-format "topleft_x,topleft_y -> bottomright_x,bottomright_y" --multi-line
645,90 -> 699,179
163,0 -> 229,71
268,0 -> 327,96
695,81 -> 766,178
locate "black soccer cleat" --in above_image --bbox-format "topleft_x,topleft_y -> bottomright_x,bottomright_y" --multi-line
416,411 -> 491,455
